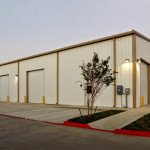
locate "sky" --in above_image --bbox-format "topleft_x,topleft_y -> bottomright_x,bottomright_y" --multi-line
0,0 -> 150,63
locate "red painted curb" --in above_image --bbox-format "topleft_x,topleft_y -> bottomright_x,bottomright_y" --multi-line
113,129 -> 150,137
63,121 -> 113,133
0,114 -> 112,133
63,121 -> 91,129
0,114 -> 150,137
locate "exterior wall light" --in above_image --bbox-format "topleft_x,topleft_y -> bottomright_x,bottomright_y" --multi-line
15,75 -> 18,81
137,59 -> 141,63
125,59 -> 129,63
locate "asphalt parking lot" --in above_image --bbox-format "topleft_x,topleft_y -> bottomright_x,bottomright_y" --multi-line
0,114 -> 150,150
0,102 -> 150,150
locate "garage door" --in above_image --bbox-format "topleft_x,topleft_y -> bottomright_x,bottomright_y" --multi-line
28,70 -> 44,103
140,62 -> 148,105
0,75 -> 9,102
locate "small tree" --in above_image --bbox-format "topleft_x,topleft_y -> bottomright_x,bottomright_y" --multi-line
79,52 -> 116,117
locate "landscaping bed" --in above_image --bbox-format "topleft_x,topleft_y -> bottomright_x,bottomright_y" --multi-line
68,110 -> 125,124
122,113 -> 150,131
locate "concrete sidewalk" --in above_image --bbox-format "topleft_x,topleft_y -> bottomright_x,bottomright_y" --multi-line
0,102 -> 150,131
89,105 -> 150,130
0,102 -> 102,123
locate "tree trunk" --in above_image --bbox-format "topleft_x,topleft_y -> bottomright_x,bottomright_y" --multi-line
90,99 -> 94,116
87,94 -> 90,117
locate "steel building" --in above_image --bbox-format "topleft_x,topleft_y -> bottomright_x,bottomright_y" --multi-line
0,30 -> 150,108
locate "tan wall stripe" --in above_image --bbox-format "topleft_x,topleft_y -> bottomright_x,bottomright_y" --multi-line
113,38 -> 116,107
17,61 -> 19,102
132,34 -> 136,108
148,65 -> 150,104
57,52 -> 59,104
27,68 -> 44,73
26,71 -> 28,103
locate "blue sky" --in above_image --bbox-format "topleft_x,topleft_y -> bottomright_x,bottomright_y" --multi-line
1,0 -> 150,63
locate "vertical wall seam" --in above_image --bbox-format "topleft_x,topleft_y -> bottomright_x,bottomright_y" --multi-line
113,38 -> 116,107
148,65 -> 150,104
132,34 -> 136,108
17,61 -> 19,102
57,52 -> 59,104
26,71 -> 28,103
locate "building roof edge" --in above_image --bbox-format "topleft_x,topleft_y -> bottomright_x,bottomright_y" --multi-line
0,30 -> 149,66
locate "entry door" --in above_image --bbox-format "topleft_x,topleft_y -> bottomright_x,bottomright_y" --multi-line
28,70 -> 44,103
140,62 -> 148,105
0,75 -> 9,101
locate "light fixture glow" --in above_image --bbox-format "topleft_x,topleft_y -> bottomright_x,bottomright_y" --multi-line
125,59 -> 129,63
15,75 -> 18,78
137,59 -> 141,63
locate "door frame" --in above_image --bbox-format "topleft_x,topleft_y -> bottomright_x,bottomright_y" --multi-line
26,68 -> 44,103
0,74 -> 9,101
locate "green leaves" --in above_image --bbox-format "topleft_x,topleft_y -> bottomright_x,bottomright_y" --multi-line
78,52 -> 117,117
79,52 -> 116,91
92,52 -> 99,63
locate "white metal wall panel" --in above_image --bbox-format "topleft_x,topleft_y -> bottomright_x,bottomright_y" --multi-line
136,36 -> 150,107
28,70 -> 44,103
140,62 -> 148,105
0,63 -> 18,102
136,62 -> 141,107
19,54 -> 57,104
136,36 -> 150,63
116,35 -> 133,108
59,40 -> 114,107
0,75 -> 9,101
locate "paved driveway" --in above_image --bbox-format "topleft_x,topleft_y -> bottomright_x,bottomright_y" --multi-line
0,115 -> 150,150
0,102 -> 97,123
1,102 -> 150,131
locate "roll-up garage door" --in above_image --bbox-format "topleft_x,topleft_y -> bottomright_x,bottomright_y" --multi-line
140,62 -> 148,105
0,75 -> 9,102
28,70 -> 44,103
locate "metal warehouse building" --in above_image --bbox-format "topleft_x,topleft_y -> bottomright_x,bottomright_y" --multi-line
0,30 -> 150,108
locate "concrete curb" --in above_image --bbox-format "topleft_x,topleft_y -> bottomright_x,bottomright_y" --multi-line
0,114 -> 150,138
63,121 -> 113,132
113,129 -> 150,137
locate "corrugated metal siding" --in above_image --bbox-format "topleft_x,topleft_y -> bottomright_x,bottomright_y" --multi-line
0,35 -> 135,108
136,36 -> 150,107
140,62 -> 148,105
136,36 -> 150,62
28,70 -> 45,103
136,62 -> 141,107
19,54 -> 57,104
116,35 -> 133,108
0,63 -> 18,102
0,75 -> 9,101
59,40 -> 114,107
